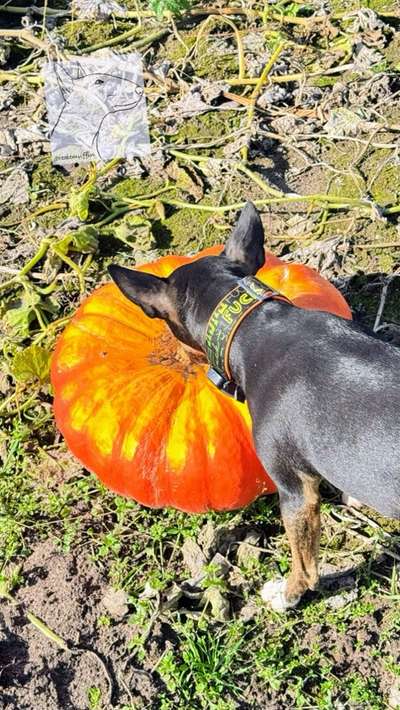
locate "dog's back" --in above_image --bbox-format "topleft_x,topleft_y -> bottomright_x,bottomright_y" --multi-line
240,305 -> 400,519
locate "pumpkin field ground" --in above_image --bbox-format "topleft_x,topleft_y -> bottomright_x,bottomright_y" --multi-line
2,1 -> 400,708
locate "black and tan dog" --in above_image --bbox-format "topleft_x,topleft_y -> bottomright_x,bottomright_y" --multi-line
109,202 -> 400,611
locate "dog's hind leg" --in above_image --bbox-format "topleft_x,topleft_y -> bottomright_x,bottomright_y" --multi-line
261,472 -> 321,611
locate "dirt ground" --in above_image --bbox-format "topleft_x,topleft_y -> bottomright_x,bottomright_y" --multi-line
1,524 -> 400,709
1,0 -> 400,708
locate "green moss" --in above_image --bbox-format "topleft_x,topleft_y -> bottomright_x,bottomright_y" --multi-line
323,142 -> 399,205
363,150 -> 400,206
324,144 -> 365,198
194,37 -> 239,80
363,221 -> 399,245
30,156 -> 84,196
353,222 -> 400,275
157,30 -> 239,79
324,141 -> 357,165
331,0 -> 398,11
377,252 -> 395,272
330,0 -> 360,12
328,172 -> 365,199
58,20 -> 115,49
157,30 -> 197,62
153,204 -> 221,252
366,0 -> 399,12
109,175 -> 164,199
365,511 -> 400,534
168,110 -> 242,157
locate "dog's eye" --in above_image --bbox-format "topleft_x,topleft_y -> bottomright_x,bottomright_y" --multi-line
95,79 -> 105,85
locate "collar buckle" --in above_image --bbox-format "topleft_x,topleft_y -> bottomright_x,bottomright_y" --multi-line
207,368 -> 246,403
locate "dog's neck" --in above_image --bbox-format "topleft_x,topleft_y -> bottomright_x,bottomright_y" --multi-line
178,274 -> 286,394
180,273 -> 244,349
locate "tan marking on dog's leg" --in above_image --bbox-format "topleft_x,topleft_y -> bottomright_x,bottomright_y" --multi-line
282,473 -> 321,605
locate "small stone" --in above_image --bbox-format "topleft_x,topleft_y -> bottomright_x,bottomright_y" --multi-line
0,169 -> 30,206
325,589 -> 358,610
181,538 -> 207,578
389,680 -> 400,709
237,531 -> 262,568
197,521 -> 218,558
342,493 -> 364,509
239,600 -> 259,622
101,587 -> 129,618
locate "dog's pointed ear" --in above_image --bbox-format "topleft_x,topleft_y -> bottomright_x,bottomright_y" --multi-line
222,201 -> 265,274
108,265 -> 174,320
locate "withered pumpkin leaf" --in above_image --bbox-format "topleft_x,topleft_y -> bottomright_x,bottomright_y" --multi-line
11,344 -> 51,383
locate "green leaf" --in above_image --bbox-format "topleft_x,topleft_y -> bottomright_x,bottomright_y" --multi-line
11,345 -> 51,383
114,215 -> 154,249
149,0 -> 191,18
69,185 -> 93,221
57,225 -> 99,254
3,304 -> 35,337
3,290 -> 42,338
56,235 -> 72,256
56,227 -> 98,257
71,226 -> 99,253
2,288 -> 58,338
153,199 -> 166,221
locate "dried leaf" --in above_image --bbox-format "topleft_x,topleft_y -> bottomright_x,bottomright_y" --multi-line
73,0 -> 128,19
197,521 -> 217,558
202,587 -> 230,621
236,540 -> 261,568
3,303 -> 36,337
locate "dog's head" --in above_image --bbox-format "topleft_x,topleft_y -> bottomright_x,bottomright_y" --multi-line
109,201 -> 265,350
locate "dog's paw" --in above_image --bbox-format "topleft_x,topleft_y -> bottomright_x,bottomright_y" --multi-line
260,578 -> 300,612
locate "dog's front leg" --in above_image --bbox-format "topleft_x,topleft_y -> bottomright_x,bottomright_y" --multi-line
261,472 -> 321,612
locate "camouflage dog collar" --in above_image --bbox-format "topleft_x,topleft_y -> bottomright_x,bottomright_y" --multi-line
205,276 -> 290,402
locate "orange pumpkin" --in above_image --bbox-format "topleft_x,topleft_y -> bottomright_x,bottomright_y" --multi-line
51,247 -> 351,513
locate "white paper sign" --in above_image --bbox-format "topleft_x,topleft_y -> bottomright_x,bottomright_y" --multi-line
43,53 -> 151,165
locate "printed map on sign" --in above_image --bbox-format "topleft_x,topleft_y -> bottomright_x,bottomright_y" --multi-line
43,53 -> 150,165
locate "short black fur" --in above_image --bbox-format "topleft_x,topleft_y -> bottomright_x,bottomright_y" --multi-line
109,202 -> 400,608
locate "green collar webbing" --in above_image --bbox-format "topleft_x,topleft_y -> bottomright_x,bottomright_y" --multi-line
205,276 -> 291,401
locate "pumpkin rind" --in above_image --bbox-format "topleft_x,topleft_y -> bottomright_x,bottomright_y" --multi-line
51,248 -> 351,512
